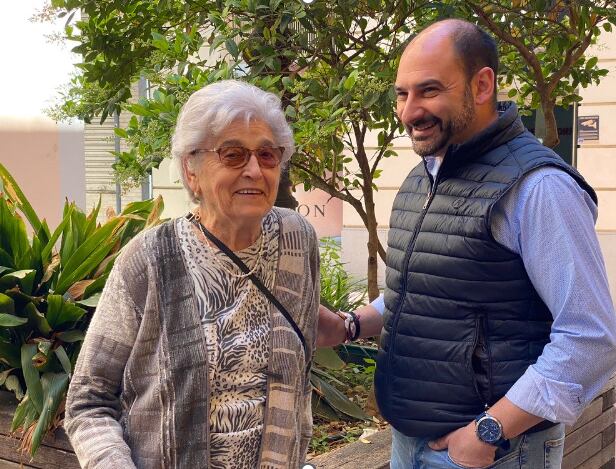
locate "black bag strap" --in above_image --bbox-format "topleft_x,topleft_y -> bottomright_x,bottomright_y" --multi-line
187,214 -> 309,371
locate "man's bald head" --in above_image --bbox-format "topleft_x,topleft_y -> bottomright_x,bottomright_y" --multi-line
406,19 -> 499,106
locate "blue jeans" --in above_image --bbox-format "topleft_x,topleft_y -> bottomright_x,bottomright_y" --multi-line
390,423 -> 565,469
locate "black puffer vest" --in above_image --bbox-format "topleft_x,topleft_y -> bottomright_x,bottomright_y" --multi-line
374,102 -> 597,438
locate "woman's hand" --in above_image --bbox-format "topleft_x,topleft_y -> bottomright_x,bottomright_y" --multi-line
316,305 -> 346,347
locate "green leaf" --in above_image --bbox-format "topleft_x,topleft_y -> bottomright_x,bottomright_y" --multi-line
54,218 -> 122,295
0,341 -> 21,368
311,393 -> 341,421
0,269 -> 36,295
314,347 -> 345,370
5,375 -> 23,401
76,292 -> 101,308
30,372 -> 70,456
0,163 -> 49,240
41,204 -> 74,264
83,196 -> 102,239
586,56 -> 598,70
45,295 -> 86,329
0,292 -> 15,314
11,394 -> 35,431
56,330 -> 85,343
83,274 -> 108,298
113,127 -> 129,138
310,372 -> 369,421
343,73 -> 357,90
54,346 -> 72,375
25,302 -> 52,337
37,340 -> 52,356
0,313 -> 27,327
21,344 -> 44,414
225,38 -> 239,58
0,368 -> 12,386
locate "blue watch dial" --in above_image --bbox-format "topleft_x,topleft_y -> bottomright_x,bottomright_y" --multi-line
477,418 -> 501,444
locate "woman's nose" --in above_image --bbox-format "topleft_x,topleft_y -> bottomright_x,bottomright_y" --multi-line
241,152 -> 264,178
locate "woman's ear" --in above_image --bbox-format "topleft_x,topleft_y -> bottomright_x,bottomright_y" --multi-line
183,156 -> 200,198
474,66 -> 495,106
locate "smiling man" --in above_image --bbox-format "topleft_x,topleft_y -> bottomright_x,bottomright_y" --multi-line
318,19 -> 616,469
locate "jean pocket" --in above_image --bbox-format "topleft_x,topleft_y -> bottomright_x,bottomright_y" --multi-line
445,438 -> 523,469
446,450 -> 496,469
544,436 -> 565,469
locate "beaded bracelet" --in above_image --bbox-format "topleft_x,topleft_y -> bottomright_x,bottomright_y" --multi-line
334,310 -> 361,343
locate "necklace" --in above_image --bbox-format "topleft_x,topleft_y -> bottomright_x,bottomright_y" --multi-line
192,210 -> 265,279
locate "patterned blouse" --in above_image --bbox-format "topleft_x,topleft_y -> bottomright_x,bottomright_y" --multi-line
176,212 -> 279,469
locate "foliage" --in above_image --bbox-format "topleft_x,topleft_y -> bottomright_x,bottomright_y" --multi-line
309,359 -> 379,455
0,163 -> 163,456
319,238 -> 368,313
311,237 -> 370,422
44,0 -> 430,300
433,0 -> 616,148
43,0 -> 616,295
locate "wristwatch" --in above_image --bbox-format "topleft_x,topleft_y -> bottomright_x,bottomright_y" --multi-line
475,411 -> 510,450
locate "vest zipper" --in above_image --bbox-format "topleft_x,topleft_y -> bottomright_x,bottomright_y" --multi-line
480,314 -> 494,405
386,170 -> 441,395
471,313 -> 491,407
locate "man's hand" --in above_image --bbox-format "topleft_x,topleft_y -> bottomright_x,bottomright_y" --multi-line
316,305 -> 346,347
428,422 -> 496,468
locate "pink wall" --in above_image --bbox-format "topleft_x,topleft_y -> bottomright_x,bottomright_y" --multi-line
293,186 -> 343,238
0,117 -> 84,231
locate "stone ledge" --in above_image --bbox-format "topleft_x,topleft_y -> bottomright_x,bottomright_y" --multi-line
307,427 -> 391,469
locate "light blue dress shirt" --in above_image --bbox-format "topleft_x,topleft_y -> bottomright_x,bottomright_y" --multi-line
371,157 -> 616,425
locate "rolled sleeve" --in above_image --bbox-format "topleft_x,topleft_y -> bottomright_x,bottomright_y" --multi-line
506,366 -> 584,425
493,167 -> 616,424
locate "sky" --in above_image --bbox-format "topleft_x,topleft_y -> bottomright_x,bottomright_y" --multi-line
0,0 -> 79,117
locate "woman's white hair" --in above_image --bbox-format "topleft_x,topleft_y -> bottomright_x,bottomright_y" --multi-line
171,79 -> 294,203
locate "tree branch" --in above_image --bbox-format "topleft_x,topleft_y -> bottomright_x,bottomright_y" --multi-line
468,2 -> 546,90
546,16 -> 601,95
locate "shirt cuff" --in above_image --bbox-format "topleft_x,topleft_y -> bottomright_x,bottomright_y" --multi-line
505,365 -> 585,425
370,294 -> 385,315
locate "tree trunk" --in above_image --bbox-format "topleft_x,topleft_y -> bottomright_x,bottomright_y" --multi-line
541,99 -> 559,149
274,166 -> 298,210
364,190 -> 381,302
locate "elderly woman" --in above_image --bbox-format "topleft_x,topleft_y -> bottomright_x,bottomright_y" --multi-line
65,80 -> 320,469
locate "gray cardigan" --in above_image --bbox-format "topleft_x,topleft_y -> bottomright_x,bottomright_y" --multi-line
65,208 -> 320,468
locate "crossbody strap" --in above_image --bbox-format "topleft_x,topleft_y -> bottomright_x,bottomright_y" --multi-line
187,214 -> 309,371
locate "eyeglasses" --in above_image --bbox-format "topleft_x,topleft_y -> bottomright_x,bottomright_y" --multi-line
190,146 -> 284,169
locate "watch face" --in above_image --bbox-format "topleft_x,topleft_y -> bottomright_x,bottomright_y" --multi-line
477,417 -> 502,444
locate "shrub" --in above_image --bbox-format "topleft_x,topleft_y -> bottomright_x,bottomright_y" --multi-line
0,163 -> 163,456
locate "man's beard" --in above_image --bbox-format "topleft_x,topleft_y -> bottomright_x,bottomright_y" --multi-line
408,86 -> 475,157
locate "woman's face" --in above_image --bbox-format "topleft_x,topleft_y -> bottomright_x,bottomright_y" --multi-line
185,118 -> 282,229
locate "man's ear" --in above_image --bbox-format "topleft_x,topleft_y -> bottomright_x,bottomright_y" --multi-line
474,66 -> 495,106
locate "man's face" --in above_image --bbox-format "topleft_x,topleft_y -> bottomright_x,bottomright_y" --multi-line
395,34 -> 477,157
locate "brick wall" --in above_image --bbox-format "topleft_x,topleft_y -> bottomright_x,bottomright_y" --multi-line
563,375 -> 616,469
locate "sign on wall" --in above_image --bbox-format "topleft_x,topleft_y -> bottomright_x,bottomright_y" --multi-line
577,115 -> 599,142
293,186 -> 342,238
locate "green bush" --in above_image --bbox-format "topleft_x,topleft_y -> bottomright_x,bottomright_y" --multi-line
311,238 -> 371,423
0,163 -> 163,456
319,238 -> 368,312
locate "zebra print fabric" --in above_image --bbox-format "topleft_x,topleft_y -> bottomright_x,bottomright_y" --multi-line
177,213 -> 279,469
